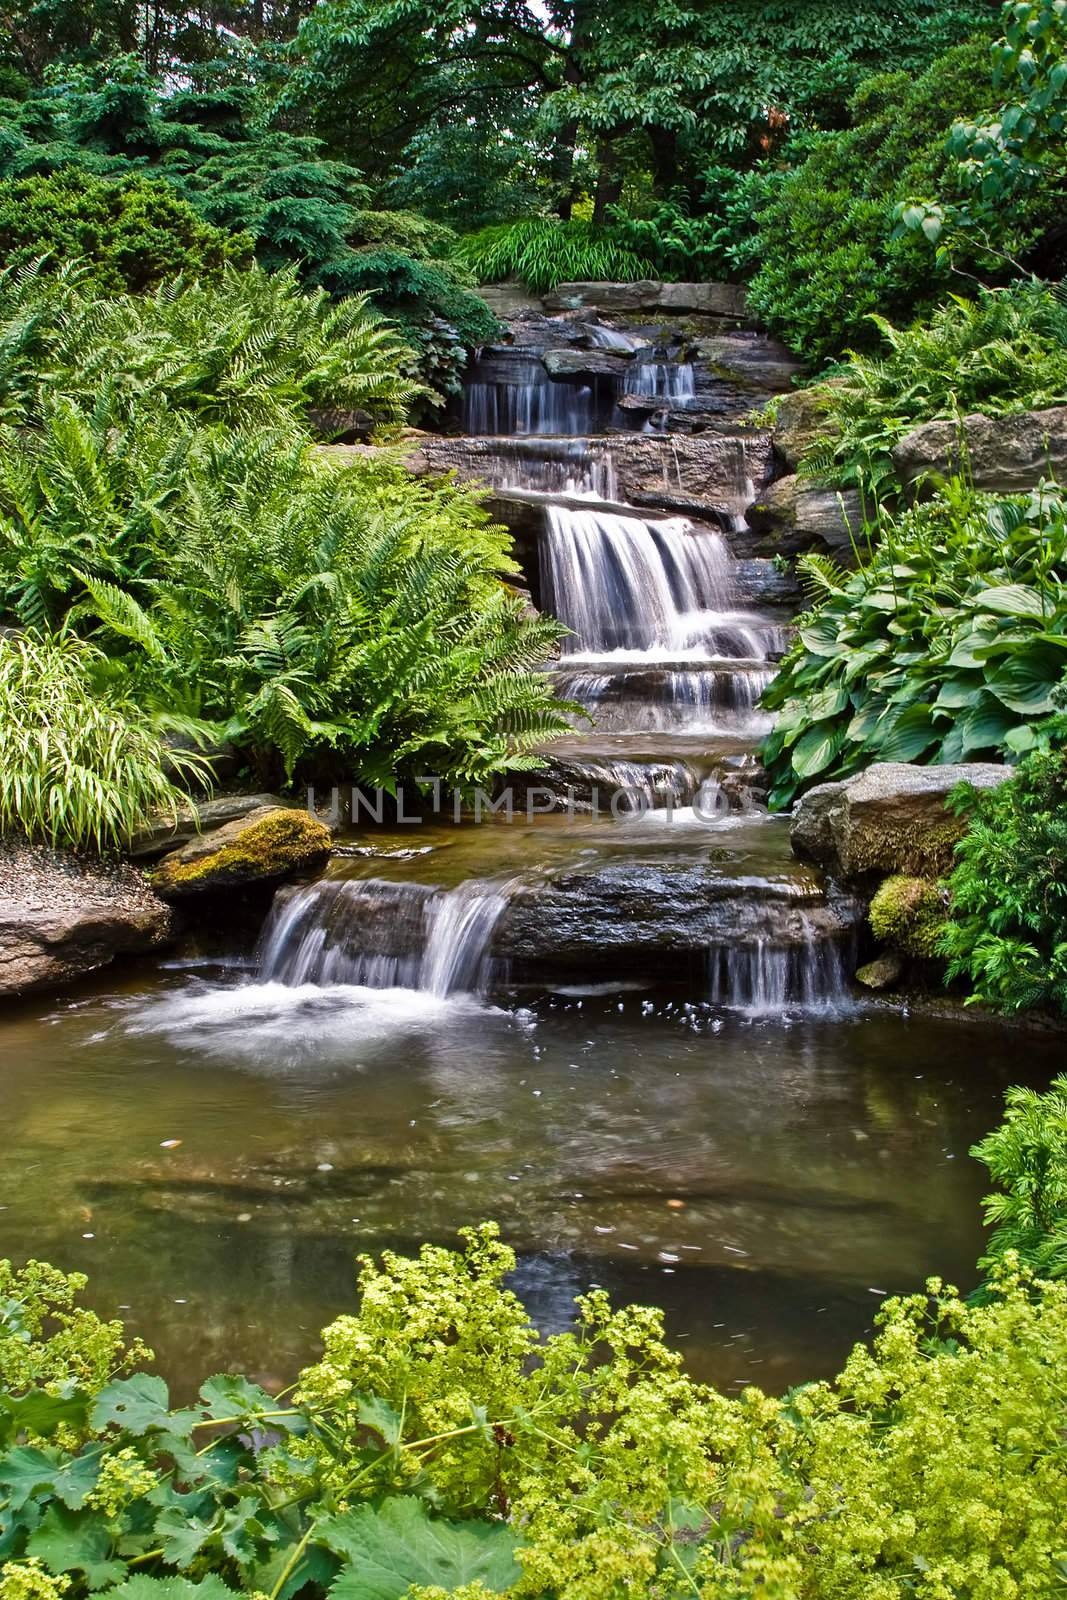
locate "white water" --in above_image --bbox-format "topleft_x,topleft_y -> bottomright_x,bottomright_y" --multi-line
463,370 -> 597,436
708,916 -> 856,1015
624,361 -> 696,402
259,877 -> 514,998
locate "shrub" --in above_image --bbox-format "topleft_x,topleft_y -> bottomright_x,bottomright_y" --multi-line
971,1075 -> 1067,1279
454,218 -> 656,293
869,874 -> 948,958
942,722 -> 1067,1013
0,168 -> 251,295
761,482 -> 1067,808
804,282 -> 1067,495
0,632 -> 197,852
0,1223 -> 1066,1599
745,37 -> 1048,362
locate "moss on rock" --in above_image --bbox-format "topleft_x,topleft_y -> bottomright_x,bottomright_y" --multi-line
869,875 -> 948,960
150,806 -> 331,900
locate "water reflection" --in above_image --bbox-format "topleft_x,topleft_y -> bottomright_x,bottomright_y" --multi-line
0,969 -> 1054,1396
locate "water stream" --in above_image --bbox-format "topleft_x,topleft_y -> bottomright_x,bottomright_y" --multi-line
0,305 -> 1052,1398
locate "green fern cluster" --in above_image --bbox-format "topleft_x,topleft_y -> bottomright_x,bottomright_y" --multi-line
453,219 -> 656,294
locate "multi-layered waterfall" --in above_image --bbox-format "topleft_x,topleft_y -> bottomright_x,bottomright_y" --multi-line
260,309 -> 858,1011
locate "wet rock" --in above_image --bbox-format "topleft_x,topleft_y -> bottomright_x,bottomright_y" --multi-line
694,332 -> 806,395
855,953 -> 904,990
892,405 -> 1067,494
150,806 -> 331,900
130,793 -> 288,859
542,281 -> 749,319
731,558 -> 802,611
773,387 -> 838,472
494,859 -> 857,974
541,347 -> 631,379
0,841 -> 174,996
790,762 -> 1013,887
745,475 -> 868,558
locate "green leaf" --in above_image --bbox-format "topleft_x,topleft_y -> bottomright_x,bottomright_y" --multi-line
791,723 -> 844,780
934,677 -> 984,710
354,1394 -> 403,1447
986,653 -> 1060,714
153,1505 -> 216,1568
108,1579 -> 242,1600
956,700 -> 1019,755
877,704 -> 939,763
27,1505 -> 126,1590
92,1375 -> 173,1437
197,1375 -> 295,1427
318,1498 -> 522,1600
0,1391 -> 90,1444
975,585 -> 1046,619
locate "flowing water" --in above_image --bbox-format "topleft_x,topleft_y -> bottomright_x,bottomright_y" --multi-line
1,308 -> 1058,1398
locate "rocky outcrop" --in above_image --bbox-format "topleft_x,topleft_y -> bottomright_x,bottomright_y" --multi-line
892,405 -> 1067,494
541,347 -> 630,379
772,388 -> 837,473
130,793 -> 288,859
790,762 -> 1013,886
151,806 -> 331,900
694,333 -> 806,396
746,476 -> 868,558
543,280 -> 749,319
0,842 -> 174,997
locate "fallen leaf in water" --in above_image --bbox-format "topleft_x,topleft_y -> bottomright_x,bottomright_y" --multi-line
667,1198 -> 685,1209
160,1139 -> 182,1149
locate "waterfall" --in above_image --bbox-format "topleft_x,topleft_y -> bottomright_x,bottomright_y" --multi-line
554,667 -> 775,735
461,440 -> 618,501
624,361 -> 696,402
462,366 -> 597,436
708,917 -> 855,1014
584,323 -> 648,353
259,878 -> 512,998
541,507 -> 734,654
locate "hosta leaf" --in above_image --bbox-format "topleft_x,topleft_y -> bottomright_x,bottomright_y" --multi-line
986,653 -> 1060,714
876,704 -> 939,763
974,584 -> 1046,619
798,618 -> 844,657
1004,723 -> 1039,755
319,1498 -> 521,1600
956,700 -> 1018,755
26,1505 -> 126,1589
791,723 -> 844,779
805,684 -> 850,721
934,677 -> 985,710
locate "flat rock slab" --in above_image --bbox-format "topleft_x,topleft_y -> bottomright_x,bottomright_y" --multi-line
892,406 -> 1067,494
543,281 -> 749,319
151,806 -> 332,900
0,841 -> 173,997
791,761 -> 1013,885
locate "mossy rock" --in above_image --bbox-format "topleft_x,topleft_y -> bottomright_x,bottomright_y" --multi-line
869,875 -> 948,960
150,806 -> 331,900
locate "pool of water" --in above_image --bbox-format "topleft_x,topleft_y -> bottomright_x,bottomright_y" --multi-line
0,957 -> 1054,1397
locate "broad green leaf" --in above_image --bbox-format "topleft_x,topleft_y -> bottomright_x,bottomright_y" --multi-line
798,618 -> 843,657
354,1393 -> 403,1446
1004,724 -> 1039,755
0,1447 -> 64,1510
0,1391 -> 90,1444
986,653 -> 1060,714
877,704 -> 939,763
27,1505 -> 126,1590
974,584 -> 1046,619
934,677 -> 984,710
791,723 -> 844,780
108,1579 -> 241,1600
957,700 -> 1018,755
153,1504 -> 217,1568
92,1375 -> 172,1437
319,1498 -> 522,1600
805,684 -> 849,722
197,1375 -> 297,1428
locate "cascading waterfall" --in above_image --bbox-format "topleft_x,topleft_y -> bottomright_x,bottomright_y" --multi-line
461,439 -> 618,501
259,878 -> 513,998
462,364 -> 597,436
541,507 -> 734,654
624,361 -> 696,402
553,667 -> 776,736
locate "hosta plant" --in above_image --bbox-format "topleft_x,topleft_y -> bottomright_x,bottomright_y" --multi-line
761,480 -> 1067,809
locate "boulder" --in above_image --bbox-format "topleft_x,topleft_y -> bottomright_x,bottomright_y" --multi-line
854,953 -> 904,990
542,281 -> 748,318
129,793 -> 288,859
790,762 -> 1013,886
0,842 -> 173,997
892,405 -> 1067,494
541,347 -> 630,379
150,806 -> 331,900
694,332 -> 806,395
745,475 -> 868,558
472,281 -> 536,318
773,387 -> 837,472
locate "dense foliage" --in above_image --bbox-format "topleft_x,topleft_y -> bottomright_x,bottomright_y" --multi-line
0,265 -> 570,845
454,219 -> 655,293
0,1195 -> 1066,1600
802,282 -> 1067,494
942,723 -> 1067,1013
971,1074 -> 1067,1275
761,483 -> 1067,808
